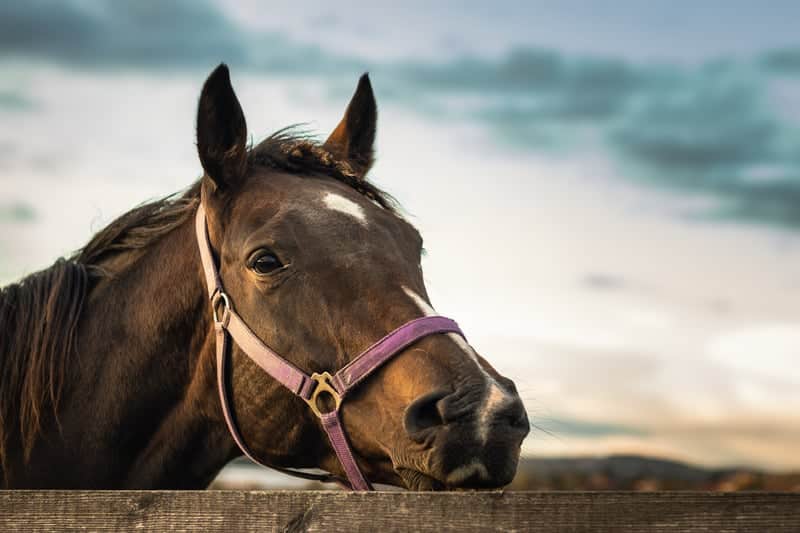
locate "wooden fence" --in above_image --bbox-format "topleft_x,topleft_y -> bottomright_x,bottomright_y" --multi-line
1,491 -> 798,532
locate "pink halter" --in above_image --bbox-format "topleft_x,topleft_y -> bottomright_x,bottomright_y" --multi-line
195,204 -> 464,490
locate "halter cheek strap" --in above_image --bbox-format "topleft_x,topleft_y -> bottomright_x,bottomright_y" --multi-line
195,204 -> 465,490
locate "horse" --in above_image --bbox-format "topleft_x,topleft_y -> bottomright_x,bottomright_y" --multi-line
0,64 -> 529,489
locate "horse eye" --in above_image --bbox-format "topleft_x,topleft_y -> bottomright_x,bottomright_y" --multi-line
249,251 -> 283,274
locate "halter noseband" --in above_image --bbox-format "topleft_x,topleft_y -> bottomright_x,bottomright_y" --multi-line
195,204 -> 465,490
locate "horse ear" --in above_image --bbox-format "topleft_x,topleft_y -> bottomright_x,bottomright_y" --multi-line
323,73 -> 377,178
197,64 -> 248,191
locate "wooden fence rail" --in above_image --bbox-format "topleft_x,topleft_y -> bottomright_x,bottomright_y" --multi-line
1,491 -> 798,532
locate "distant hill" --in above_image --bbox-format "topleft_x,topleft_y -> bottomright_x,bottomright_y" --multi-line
508,455 -> 800,491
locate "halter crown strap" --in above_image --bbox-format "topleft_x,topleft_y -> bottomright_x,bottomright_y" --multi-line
195,204 -> 465,490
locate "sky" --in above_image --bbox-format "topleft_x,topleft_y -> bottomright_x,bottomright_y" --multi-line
1,1 -> 799,471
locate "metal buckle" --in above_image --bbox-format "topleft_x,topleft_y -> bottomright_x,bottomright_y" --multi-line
211,290 -> 232,325
303,372 -> 342,418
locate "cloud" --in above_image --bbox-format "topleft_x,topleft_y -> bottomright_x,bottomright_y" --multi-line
402,48 -> 635,94
2,2 -> 800,230
0,202 -> 36,223
0,141 -> 17,169
0,89 -> 35,111
0,0 -> 361,74
536,416 -> 647,438
760,48 -> 800,75
380,49 -> 643,150
511,335 -> 800,468
391,52 -> 800,230
609,65 -> 800,229
0,0 -> 246,68
580,273 -> 628,291
707,323 -> 800,382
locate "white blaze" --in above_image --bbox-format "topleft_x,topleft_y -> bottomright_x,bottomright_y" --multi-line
479,382 -> 509,443
445,460 -> 490,485
401,286 -> 513,444
322,192 -> 367,225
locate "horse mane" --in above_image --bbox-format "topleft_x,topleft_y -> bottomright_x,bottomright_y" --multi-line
0,129 -> 395,473
0,260 -> 88,473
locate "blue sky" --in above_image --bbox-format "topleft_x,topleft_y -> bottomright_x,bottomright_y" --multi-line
1,1 -> 799,470
222,0 -> 800,63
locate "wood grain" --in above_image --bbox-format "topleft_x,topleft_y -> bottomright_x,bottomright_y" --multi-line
0,491 -> 798,532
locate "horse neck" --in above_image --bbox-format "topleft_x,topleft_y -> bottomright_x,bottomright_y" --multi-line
61,214 -> 234,488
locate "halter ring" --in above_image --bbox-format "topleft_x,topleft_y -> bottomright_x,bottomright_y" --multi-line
304,372 -> 342,418
212,291 -> 232,325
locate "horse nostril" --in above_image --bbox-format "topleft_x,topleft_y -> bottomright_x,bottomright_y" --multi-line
502,400 -> 531,436
510,410 -> 530,432
404,389 -> 449,437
